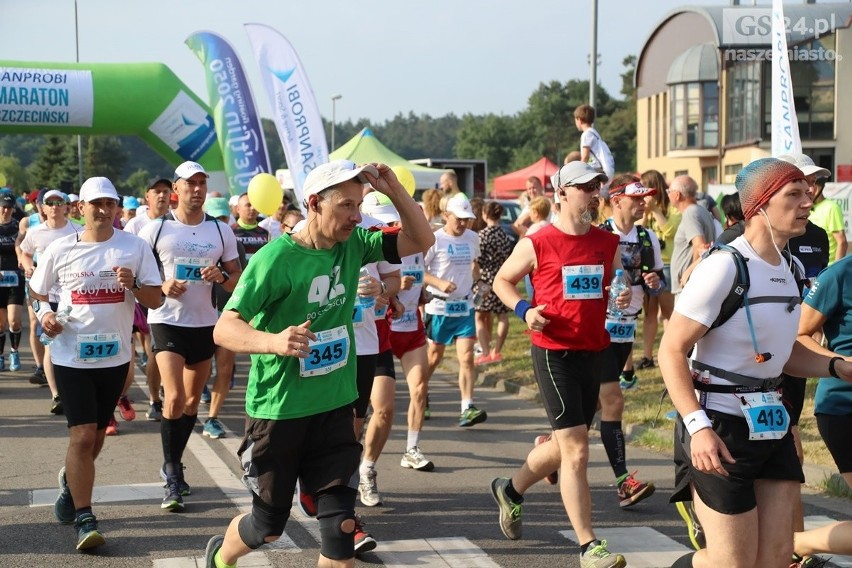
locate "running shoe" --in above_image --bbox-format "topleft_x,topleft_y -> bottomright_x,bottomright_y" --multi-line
474,354 -> 491,366
617,471 -> 655,508
205,534 -> 225,568
9,351 -> 20,371
354,514 -> 377,555
675,500 -> 705,550
117,395 -> 136,421
459,404 -> 487,427
161,473 -> 185,511
146,401 -> 163,421
54,466 -> 75,524
400,446 -> 435,471
534,434 -> 558,485
200,384 -> 211,404
50,394 -> 64,415
637,356 -> 655,369
160,464 -> 191,496
580,540 -> 626,568
75,512 -> 105,550
358,468 -> 382,507
105,415 -> 119,436
30,367 -> 47,386
203,417 -> 226,439
618,373 -> 637,390
489,353 -> 503,364
490,477 -> 522,540
296,480 -> 317,517
790,554 -> 830,568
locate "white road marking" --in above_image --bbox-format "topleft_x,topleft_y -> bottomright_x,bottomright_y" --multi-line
377,537 -> 500,568
561,526 -> 691,568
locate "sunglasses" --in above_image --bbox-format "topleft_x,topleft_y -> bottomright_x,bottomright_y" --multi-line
43,200 -> 66,207
571,181 -> 602,193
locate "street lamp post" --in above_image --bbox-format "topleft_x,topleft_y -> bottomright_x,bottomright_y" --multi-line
75,0 -> 83,187
331,94 -> 342,151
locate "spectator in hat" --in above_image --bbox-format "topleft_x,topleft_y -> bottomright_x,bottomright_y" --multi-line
67,194 -> 83,225
121,196 -> 140,228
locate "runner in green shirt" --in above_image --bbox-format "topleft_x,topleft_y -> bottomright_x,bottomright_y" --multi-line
205,160 -> 434,568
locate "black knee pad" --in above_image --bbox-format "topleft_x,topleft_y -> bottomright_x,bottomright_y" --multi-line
316,485 -> 357,560
237,503 -> 289,550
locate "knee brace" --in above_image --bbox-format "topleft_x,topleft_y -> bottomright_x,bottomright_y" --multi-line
316,485 -> 357,560
237,504 -> 290,549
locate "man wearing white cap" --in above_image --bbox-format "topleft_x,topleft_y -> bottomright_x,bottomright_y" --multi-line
30,177 -> 162,551
19,188 -> 81,415
138,161 -> 242,512
491,161 -> 629,567
206,160 -> 434,568
778,153 -> 848,264
423,193 -> 486,427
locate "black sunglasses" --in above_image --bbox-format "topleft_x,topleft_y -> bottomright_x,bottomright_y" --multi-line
571,181 -> 602,193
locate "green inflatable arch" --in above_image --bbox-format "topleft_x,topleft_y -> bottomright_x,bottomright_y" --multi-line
0,61 -> 224,182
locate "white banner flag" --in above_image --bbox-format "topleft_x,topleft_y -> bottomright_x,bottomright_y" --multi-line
771,0 -> 802,156
244,23 -> 328,206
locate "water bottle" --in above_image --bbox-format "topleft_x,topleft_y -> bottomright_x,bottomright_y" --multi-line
358,267 -> 375,309
472,281 -> 491,309
608,269 -> 627,319
39,305 -> 72,346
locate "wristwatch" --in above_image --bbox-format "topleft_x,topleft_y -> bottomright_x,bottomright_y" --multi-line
131,278 -> 141,291
220,272 -> 230,285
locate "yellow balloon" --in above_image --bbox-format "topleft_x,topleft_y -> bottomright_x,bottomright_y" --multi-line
391,166 -> 416,197
247,173 -> 283,216
0,173 -> 6,186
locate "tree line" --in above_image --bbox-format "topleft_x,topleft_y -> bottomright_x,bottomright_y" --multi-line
0,57 -> 636,196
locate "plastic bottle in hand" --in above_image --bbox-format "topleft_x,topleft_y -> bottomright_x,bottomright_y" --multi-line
358,267 -> 375,309
608,269 -> 627,319
39,305 -> 72,346
472,281 -> 491,309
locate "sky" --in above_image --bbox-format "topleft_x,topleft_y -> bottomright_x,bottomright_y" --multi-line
0,0 -> 743,124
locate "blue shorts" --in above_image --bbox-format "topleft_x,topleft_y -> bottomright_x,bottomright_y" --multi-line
426,312 -> 476,345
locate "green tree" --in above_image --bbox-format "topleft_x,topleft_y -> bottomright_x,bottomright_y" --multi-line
0,155 -> 29,193
27,136 -> 76,189
596,56 -> 637,173
85,136 -> 128,192
125,169 -> 153,197
454,113 -> 518,175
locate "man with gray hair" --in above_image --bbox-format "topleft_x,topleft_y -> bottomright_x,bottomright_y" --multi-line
669,176 -> 716,295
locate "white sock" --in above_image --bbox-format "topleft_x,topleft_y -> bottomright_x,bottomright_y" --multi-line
407,430 -> 420,450
359,460 -> 376,476
461,399 -> 473,413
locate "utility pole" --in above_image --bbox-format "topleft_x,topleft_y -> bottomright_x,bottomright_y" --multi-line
590,0 -> 598,108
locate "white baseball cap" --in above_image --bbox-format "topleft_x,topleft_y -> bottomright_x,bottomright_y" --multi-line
302,160 -> 379,201
43,189 -> 67,203
777,153 -> 831,179
79,177 -> 120,202
361,191 -> 400,224
551,161 -> 609,188
174,161 -> 209,181
445,194 -> 476,219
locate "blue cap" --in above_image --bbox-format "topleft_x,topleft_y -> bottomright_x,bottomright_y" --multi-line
123,196 -> 140,209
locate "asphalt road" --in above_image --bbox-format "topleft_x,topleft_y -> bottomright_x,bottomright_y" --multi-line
1,340 -> 849,568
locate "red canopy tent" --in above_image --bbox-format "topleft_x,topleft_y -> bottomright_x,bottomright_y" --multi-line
491,157 -> 559,199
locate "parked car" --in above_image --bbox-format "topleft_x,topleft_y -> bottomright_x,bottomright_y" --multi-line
492,199 -> 522,245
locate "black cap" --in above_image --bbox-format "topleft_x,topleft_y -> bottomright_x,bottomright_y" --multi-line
0,194 -> 15,208
147,177 -> 173,190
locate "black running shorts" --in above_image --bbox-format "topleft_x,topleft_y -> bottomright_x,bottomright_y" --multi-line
531,345 -> 602,430
150,323 -> 215,365
54,362 -> 130,429
816,413 -> 852,473
599,342 -> 633,384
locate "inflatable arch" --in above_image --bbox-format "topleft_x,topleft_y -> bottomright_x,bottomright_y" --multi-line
0,61 -> 226,189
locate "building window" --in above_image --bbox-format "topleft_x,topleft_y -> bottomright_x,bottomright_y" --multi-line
669,82 -> 719,150
647,97 -> 652,159
726,62 -> 761,145
724,163 -> 743,184
761,35 -> 836,140
701,166 -> 718,192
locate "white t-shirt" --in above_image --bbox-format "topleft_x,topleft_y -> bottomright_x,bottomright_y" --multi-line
123,212 -> 158,235
21,221 -> 82,302
580,127 -> 615,180
676,236 -> 802,415
29,230 -> 162,368
353,214 -> 400,355
259,217 -> 283,240
608,223 -> 664,315
139,214 -> 239,327
424,228 -> 480,316
391,252 -> 425,333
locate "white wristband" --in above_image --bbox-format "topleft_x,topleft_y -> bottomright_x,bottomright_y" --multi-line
683,409 -> 713,436
34,301 -> 54,323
